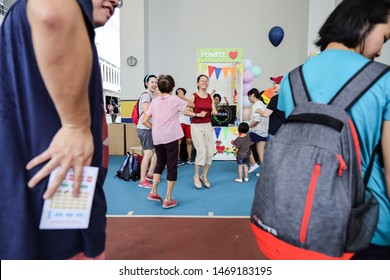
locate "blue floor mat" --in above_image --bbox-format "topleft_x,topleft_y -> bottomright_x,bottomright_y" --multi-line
103,156 -> 261,217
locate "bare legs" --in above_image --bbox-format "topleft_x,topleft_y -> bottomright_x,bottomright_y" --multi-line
194,164 -> 211,188
150,174 -> 174,201
140,149 -> 156,181
256,141 -> 266,165
186,138 -> 192,161
237,164 -> 249,180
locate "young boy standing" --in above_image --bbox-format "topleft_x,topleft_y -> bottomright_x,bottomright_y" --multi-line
234,122 -> 251,183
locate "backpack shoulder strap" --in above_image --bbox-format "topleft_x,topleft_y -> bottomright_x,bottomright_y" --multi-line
329,61 -> 390,111
288,65 -> 311,106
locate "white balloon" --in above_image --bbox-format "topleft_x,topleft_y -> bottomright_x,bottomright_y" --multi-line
242,97 -> 251,108
243,59 -> 253,70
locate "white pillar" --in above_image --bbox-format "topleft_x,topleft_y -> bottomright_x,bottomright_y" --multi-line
120,0 -> 148,100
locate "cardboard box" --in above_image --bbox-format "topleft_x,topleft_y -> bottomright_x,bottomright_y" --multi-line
128,145 -> 143,156
125,123 -> 143,156
108,123 -> 125,155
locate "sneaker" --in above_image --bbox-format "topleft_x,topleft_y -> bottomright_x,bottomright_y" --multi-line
162,199 -> 177,209
145,174 -> 153,182
244,178 -> 249,182
235,178 -> 243,183
147,192 -> 162,201
145,174 -> 161,183
187,159 -> 195,164
177,159 -> 185,166
256,173 -> 260,177
248,163 -> 259,173
138,179 -> 152,188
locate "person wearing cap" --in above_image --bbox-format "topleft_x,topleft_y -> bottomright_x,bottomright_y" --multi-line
256,76 -> 286,141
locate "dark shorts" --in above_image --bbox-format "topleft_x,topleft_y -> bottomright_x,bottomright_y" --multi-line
154,140 -> 179,181
250,132 -> 268,143
137,129 -> 154,150
236,157 -> 250,166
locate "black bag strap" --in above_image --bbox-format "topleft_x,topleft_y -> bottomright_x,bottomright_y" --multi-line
363,142 -> 382,186
289,61 -> 390,109
329,61 -> 390,111
289,65 -> 311,106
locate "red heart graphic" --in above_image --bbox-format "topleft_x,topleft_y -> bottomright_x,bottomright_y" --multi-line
229,51 -> 238,60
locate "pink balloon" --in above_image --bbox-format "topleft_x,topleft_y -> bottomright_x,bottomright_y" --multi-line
243,70 -> 254,83
242,108 -> 251,121
243,82 -> 252,95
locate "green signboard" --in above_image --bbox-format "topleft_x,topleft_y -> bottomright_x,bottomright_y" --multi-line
197,48 -> 243,63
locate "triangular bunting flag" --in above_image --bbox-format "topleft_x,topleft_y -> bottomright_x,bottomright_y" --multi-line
215,67 -> 222,80
237,63 -> 244,75
196,62 -> 200,74
222,67 -> 230,78
230,127 -> 238,135
201,64 -> 208,74
208,65 -> 215,78
230,66 -> 237,81
214,127 -> 221,139
222,127 -> 229,140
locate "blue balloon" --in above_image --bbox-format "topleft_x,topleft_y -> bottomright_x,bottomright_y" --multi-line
268,26 -> 284,47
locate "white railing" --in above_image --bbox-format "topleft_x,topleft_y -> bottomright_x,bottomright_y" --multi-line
99,57 -> 121,93
0,2 -> 8,17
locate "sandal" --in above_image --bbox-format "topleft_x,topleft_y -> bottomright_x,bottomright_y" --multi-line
194,177 -> 202,189
199,175 -> 211,188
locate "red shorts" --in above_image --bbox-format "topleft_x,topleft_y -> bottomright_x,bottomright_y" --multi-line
181,123 -> 191,139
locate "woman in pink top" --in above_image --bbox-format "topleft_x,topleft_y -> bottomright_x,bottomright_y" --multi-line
142,75 -> 194,208
189,75 -> 218,189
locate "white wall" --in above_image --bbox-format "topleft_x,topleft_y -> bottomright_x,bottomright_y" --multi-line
119,0 -> 390,100
146,0 -> 310,95
95,10 -> 121,67
120,0 -> 309,99
307,0 -> 337,55
120,0 -> 147,99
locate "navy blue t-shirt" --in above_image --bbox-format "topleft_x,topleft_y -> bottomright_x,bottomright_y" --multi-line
0,0 -> 108,259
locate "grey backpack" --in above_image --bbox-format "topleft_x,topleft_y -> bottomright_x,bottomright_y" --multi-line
250,61 -> 389,259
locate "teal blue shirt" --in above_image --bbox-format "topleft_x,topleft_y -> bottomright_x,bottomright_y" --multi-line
278,50 -> 390,246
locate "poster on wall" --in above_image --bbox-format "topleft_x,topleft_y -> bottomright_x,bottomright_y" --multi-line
196,48 -> 244,122
105,95 -> 121,124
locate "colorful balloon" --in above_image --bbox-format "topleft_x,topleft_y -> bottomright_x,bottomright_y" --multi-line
243,70 -> 254,83
242,108 -> 251,121
268,26 -> 284,47
242,96 -> 251,108
243,59 -> 253,70
243,82 -> 252,95
251,66 -> 262,78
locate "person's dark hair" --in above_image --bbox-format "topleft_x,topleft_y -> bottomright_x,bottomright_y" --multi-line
143,74 -> 157,89
315,0 -> 390,52
158,75 -> 175,93
247,88 -> 261,99
175,87 -> 187,95
238,122 -> 249,134
259,90 -> 265,104
196,74 -> 209,90
213,93 -> 222,102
